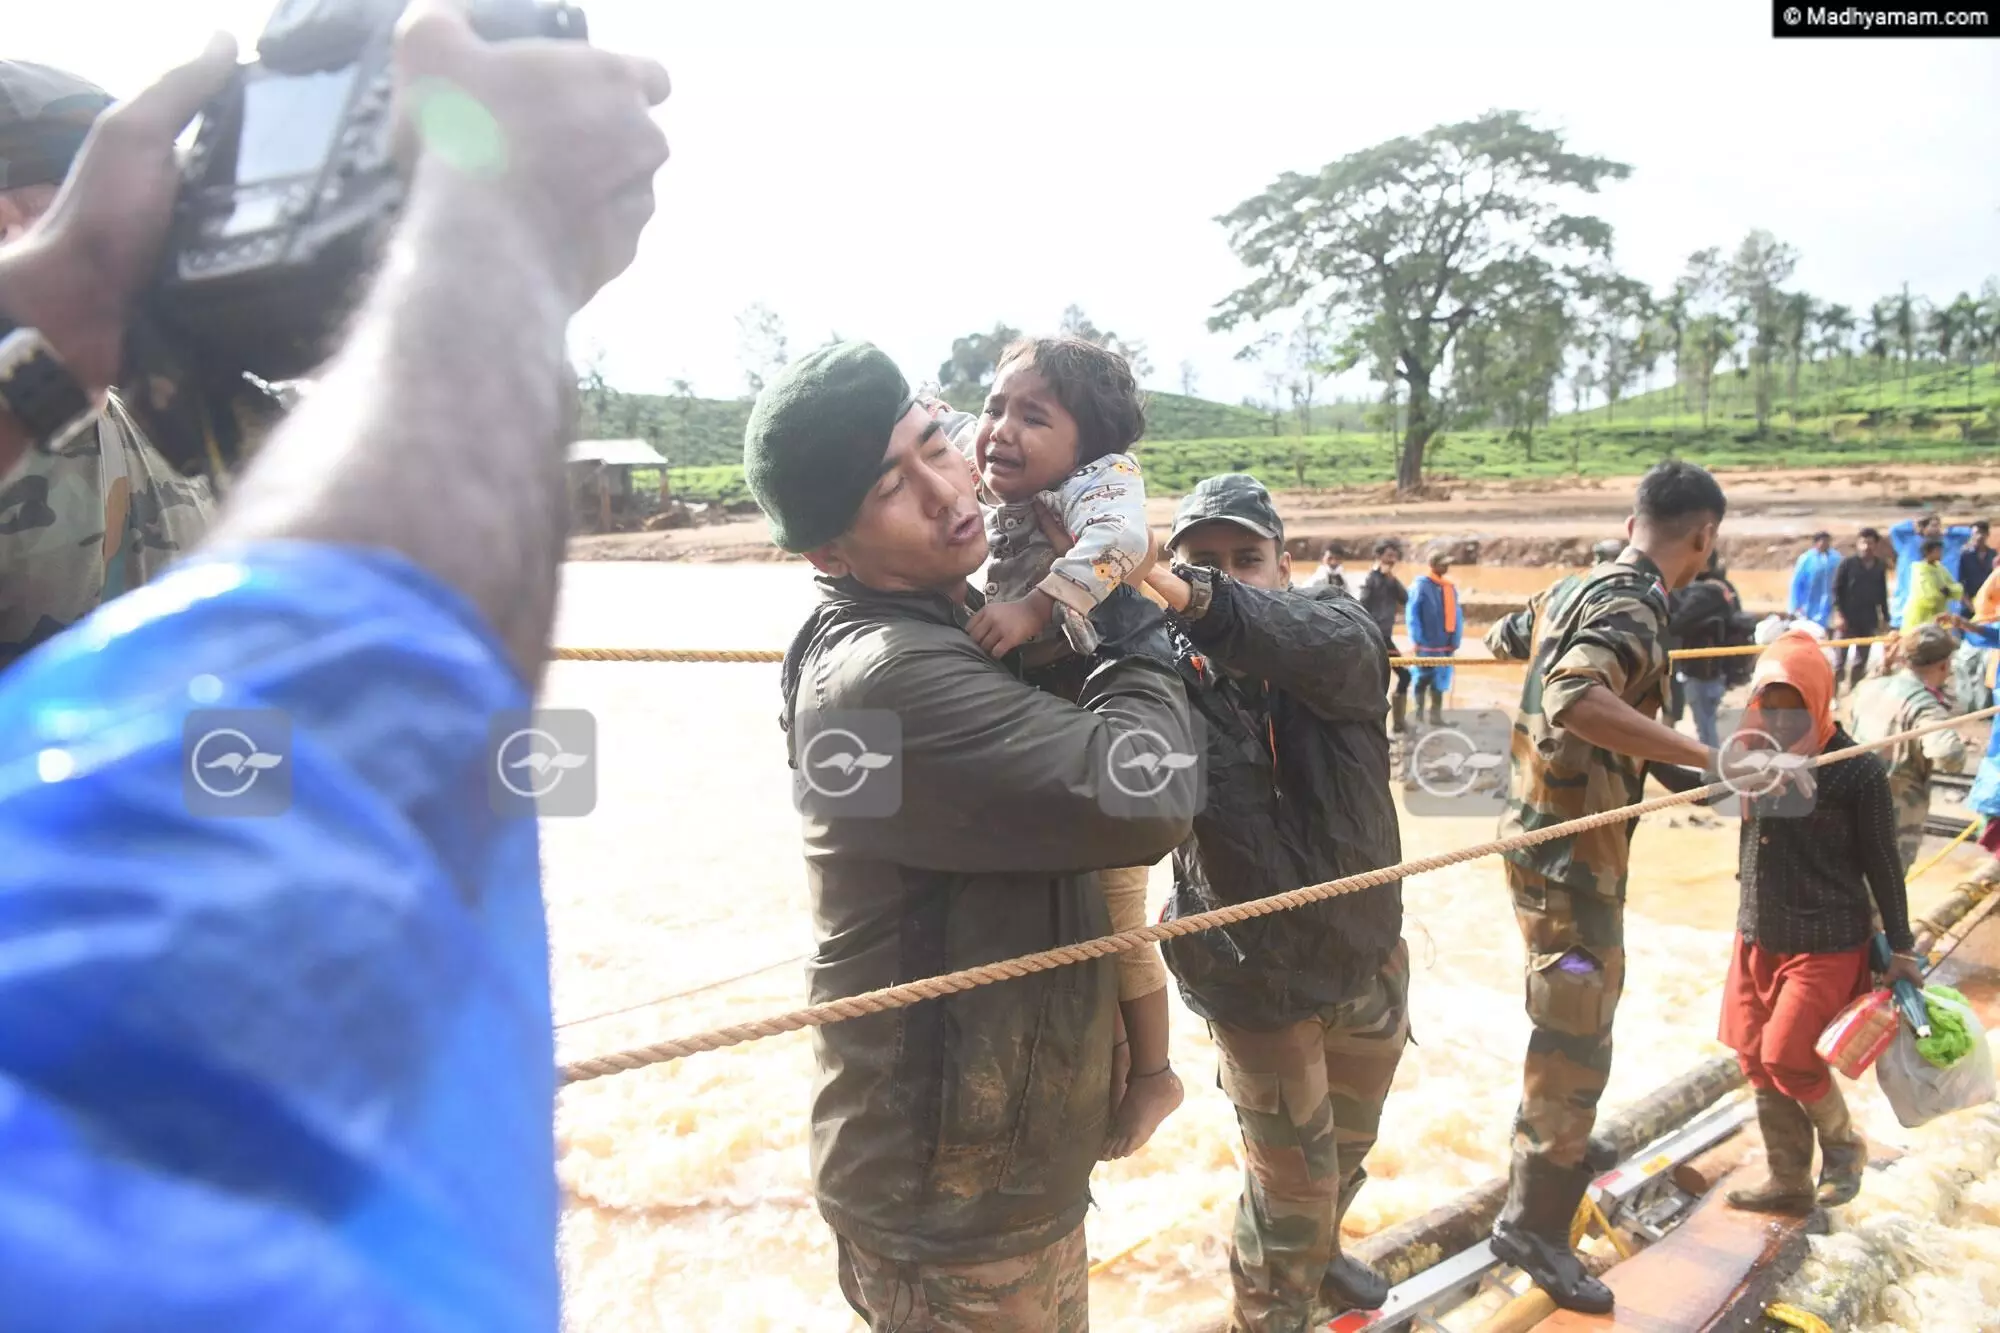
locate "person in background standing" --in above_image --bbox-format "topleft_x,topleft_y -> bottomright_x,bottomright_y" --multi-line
1406,549 -> 1461,727
1888,513 -> 1971,627
1788,531 -> 1838,631
1959,520 -> 1994,610
1301,540 -> 1347,593
1830,527 -> 1891,693
1903,537 -> 1962,630
1359,539 -> 1410,734
1846,625 -> 1969,874
1668,552 -> 1750,748
1591,538 -> 1625,566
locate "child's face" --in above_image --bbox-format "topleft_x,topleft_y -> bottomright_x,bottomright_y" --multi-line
976,363 -> 1080,503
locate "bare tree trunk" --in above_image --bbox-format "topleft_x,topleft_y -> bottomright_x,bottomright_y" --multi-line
1396,378 -> 1434,493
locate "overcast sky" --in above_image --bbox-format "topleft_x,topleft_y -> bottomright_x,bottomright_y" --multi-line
15,0 -> 1999,404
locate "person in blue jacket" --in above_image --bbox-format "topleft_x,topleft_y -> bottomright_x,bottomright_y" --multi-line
1961,618 -> 2000,869
1788,531 -> 1838,629
0,11 -> 670,1331
1407,549 -> 1464,726
1889,514 -> 1974,626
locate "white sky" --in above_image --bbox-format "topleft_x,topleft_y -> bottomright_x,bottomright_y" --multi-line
14,0 -> 2000,404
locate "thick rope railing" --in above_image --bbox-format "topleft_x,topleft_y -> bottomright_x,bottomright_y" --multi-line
551,635 -> 1899,669
559,703 -> 1998,1086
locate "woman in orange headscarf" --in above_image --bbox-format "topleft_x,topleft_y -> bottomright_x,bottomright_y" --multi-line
1719,631 -> 1925,1216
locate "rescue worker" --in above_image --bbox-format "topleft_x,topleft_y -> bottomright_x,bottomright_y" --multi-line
0,61 -> 215,668
1846,625 -> 1968,874
1142,474 -> 1407,1333
1788,531 -> 1838,631
1406,548 -> 1462,727
1887,513 -> 1971,627
1830,527 -> 1891,692
1482,460 -> 1745,1314
746,341 -> 1196,1332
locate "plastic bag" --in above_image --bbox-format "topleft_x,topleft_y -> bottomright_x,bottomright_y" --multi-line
1875,999 -> 1997,1128
1817,988 -> 1900,1080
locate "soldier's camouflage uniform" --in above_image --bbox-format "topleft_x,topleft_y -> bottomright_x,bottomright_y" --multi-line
1484,554 -> 1672,1232
1846,671 -> 1967,873
0,395 -> 215,669
837,1223 -> 1088,1333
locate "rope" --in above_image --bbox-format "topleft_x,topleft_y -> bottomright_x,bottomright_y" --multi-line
557,705 -> 1999,1086
1909,817 -> 1982,884
548,636 -> 1898,669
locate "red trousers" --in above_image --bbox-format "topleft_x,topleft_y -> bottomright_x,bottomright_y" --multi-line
1719,935 -> 1870,1103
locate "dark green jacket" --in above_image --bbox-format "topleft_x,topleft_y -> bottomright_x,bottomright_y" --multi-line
780,576 -> 1194,1264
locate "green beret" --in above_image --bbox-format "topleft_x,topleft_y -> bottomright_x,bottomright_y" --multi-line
743,341 -> 914,552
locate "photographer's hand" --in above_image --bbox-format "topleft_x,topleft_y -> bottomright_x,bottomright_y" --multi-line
215,0 -> 672,688
394,0 -> 671,309
0,34 -> 236,463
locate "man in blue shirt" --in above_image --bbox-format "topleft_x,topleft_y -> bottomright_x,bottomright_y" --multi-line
1406,549 -> 1464,726
1889,514 -> 1974,626
0,7 -> 670,1329
1788,531 -> 1838,629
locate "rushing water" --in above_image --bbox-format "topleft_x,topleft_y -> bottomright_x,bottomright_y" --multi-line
543,562 -> 1985,1332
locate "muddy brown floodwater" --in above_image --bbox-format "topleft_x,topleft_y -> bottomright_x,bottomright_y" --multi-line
543,563 -> 1987,1332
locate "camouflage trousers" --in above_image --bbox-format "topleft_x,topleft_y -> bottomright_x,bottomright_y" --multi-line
1213,941 -> 1411,1333
834,1224 -> 1087,1332
1503,864 -> 1626,1181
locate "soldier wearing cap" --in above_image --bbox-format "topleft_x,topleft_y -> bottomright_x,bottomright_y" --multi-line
1846,623 -> 1970,873
746,341 -> 1196,1332
1141,474 -> 1409,1332
0,60 -> 214,670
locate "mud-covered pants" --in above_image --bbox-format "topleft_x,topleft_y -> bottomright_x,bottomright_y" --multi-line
836,1223 -> 1087,1332
1499,864 -> 1626,1232
1212,941 -> 1411,1333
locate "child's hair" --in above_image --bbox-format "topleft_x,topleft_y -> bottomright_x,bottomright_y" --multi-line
995,336 -> 1147,466
1922,537 -> 1945,558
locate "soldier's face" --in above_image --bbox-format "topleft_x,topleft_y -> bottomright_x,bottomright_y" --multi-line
808,406 -> 987,595
1172,521 -> 1290,590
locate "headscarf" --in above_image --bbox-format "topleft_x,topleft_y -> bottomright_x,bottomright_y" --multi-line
1743,629 -> 1837,754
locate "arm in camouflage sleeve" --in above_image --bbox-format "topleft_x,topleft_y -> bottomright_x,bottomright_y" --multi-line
1484,601 -> 1536,661
1171,574 -> 1389,724
1545,585 -> 1714,769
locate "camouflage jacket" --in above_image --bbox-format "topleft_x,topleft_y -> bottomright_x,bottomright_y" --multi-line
0,394 -> 215,670
1845,671 -> 1967,838
1485,554 -> 1673,899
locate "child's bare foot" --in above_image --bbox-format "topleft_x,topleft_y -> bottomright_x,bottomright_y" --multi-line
1102,1065 -> 1184,1159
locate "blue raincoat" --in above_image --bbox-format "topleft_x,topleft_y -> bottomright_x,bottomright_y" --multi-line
0,544 -> 556,1332
1407,573 -> 1464,695
1788,547 -> 1838,627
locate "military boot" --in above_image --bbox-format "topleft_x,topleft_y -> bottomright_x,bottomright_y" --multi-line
1726,1089 -> 1817,1215
1803,1083 -> 1867,1207
1321,1167 -> 1391,1313
1490,1160 -> 1614,1315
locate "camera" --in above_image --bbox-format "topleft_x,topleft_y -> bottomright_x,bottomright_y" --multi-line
153,0 -> 587,387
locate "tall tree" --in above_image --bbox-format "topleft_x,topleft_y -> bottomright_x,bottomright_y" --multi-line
1687,315 -> 1735,430
1781,290 -> 1815,407
1817,304 -> 1856,387
1660,281 -> 1692,414
1984,277 -> 2000,373
1866,300 -> 1895,406
1210,110 -> 1631,493
736,303 -> 790,398
1723,231 -> 1798,435
1940,292 -> 1983,411
1892,282 -> 1918,394
1178,359 -> 1200,397
1284,316 -> 1332,434
938,322 -> 1023,400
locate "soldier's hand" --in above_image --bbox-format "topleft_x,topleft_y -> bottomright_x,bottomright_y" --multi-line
394,0 -> 671,309
0,34 -> 238,393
